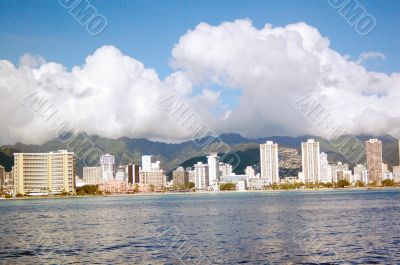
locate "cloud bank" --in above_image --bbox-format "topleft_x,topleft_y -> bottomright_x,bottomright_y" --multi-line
0,19 -> 399,145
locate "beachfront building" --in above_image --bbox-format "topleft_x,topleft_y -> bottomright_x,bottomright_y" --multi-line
13,150 -> 76,196
187,167 -> 195,183
100,154 -> 115,182
83,166 -> 102,185
260,141 -> 279,184
247,178 -> 270,190
115,165 -> 128,182
219,162 -> 233,178
319,152 -> 331,183
173,167 -> 189,186
366,139 -> 383,183
194,162 -> 209,190
127,163 -> 140,184
207,153 -> 220,186
300,139 -> 321,183
245,166 -> 256,178
3,170 -> 13,195
337,170 -> 352,182
0,165 -> 4,191
353,164 -> 368,184
220,174 -> 248,191
393,166 -> 400,183
139,155 -> 166,191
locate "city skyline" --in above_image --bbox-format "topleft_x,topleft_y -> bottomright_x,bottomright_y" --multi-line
3,136 -> 399,196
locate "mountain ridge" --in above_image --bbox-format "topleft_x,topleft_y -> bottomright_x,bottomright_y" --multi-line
1,133 -> 398,175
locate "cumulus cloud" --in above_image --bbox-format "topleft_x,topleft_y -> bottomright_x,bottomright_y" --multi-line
0,46 -> 214,145
0,20 -> 399,145
171,19 -> 400,138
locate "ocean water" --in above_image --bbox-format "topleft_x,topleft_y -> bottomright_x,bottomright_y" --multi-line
0,189 -> 399,264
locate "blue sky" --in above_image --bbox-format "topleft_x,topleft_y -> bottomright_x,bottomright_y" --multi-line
0,0 -> 399,143
0,0 -> 399,77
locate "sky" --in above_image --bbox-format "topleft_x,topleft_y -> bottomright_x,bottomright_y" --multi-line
0,0 -> 399,144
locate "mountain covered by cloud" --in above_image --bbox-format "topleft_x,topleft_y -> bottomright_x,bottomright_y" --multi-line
0,19 -> 399,145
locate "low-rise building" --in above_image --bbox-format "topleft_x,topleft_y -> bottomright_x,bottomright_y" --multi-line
139,155 -> 166,191
247,178 -> 270,190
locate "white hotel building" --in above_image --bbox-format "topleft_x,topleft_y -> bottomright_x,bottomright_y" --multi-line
100,154 -> 115,182
260,141 -> 279,184
194,162 -> 209,190
207,153 -> 220,183
300,139 -> 321,183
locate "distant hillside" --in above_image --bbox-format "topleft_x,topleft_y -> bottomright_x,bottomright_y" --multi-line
1,133 -> 399,176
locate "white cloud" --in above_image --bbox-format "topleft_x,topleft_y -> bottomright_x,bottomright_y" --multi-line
171,19 -> 400,138
0,45 -> 216,145
356,51 -> 386,64
0,20 -> 399,145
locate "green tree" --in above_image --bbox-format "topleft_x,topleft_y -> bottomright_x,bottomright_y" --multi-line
368,181 -> 378,187
15,193 -> 24,198
382,179 -> 395,187
76,185 -> 101,195
355,181 -> 365,187
149,184 -> 155,192
219,182 -> 236,191
337,179 -> 350,188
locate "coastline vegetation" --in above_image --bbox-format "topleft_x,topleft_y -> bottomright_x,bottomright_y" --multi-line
264,180 -> 399,190
76,185 -> 103,195
219,182 -> 237,191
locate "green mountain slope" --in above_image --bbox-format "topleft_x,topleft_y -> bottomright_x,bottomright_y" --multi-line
1,133 -> 398,176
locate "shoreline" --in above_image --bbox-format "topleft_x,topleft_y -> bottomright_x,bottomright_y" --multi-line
2,186 -> 400,200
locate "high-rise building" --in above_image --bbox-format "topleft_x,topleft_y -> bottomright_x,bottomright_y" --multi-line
319,152 -> 329,183
301,139 -> 321,183
328,164 -> 337,183
100,154 -> 115,182
194,162 -> 209,189
207,153 -> 220,184
13,150 -> 76,195
398,139 -> 400,165
83,166 -> 102,185
141,155 -> 153,171
0,165 -> 5,191
353,164 -> 368,184
127,163 -> 140,184
260,141 -> 279,184
187,168 -> 195,183
173,167 -> 189,186
219,162 -> 232,177
366,139 -> 383,183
